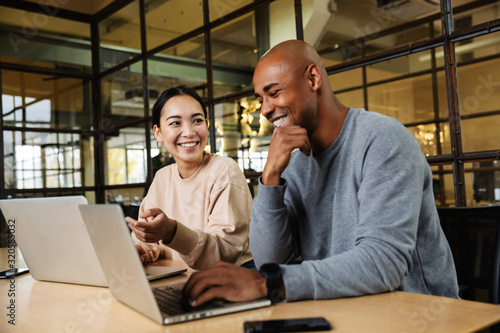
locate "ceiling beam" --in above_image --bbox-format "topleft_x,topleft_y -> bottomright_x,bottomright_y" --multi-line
0,0 -> 93,23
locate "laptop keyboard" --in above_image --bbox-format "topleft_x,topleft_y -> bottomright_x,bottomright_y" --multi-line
153,285 -> 228,316
153,286 -> 186,316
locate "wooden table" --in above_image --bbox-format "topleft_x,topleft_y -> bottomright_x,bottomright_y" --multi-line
2,247 -> 500,333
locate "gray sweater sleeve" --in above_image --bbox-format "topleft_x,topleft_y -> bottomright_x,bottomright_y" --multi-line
250,110 -> 457,301
249,178 -> 300,266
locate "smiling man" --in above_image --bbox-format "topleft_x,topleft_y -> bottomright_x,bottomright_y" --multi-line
182,40 -> 459,306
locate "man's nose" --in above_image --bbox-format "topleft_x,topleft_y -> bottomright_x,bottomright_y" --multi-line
260,98 -> 274,119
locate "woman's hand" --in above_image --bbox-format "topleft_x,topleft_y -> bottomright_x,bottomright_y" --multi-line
126,208 -> 178,244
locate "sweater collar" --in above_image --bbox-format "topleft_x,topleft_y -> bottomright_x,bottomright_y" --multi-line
313,107 -> 354,162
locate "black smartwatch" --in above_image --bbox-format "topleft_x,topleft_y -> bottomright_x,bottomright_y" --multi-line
259,263 -> 282,304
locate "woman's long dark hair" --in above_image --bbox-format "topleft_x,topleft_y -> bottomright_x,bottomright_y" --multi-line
152,85 -> 206,128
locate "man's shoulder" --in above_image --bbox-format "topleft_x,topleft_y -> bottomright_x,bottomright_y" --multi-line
350,108 -> 399,127
349,108 -> 408,139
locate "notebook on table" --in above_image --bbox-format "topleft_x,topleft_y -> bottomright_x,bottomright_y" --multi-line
0,196 -> 184,287
79,204 -> 271,325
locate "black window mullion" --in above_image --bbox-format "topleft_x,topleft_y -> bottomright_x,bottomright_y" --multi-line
441,0 -> 466,207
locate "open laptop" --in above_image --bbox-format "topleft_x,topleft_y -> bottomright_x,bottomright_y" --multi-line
79,204 -> 271,325
0,196 -> 184,287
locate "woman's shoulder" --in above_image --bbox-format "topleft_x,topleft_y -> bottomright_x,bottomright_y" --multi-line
205,154 -> 240,171
204,154 -> 247,185
154,163 -> 177,178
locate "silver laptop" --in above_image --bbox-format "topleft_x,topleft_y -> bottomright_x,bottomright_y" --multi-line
78,203 -> 187,282
0,196 -> 107,286
79,204 -> 271,325
0,196 -> 185,287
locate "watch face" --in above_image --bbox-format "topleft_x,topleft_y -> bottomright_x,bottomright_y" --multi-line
269,288 -> 281,303
260,263 -> 281,274
260,263 -> 282,303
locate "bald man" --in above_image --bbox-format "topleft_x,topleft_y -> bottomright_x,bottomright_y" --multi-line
183,40 -> 459,306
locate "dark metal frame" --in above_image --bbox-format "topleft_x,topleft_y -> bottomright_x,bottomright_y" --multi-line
320,0 -> 500,207
139,0 -> 152,185
0,68 -> 4,199
1,0 -> 500,207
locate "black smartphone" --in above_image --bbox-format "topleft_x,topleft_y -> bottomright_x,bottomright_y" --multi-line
244,317 -> 332,333
0,268 -> 29,279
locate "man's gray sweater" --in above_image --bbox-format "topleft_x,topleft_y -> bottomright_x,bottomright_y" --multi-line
250,108 -> 459,301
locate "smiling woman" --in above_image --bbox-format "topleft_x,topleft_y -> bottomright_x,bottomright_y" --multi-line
126,85 -> 255,270
153,91 -> 208,179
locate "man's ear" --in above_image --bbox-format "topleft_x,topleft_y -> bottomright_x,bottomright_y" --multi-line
306,64 -> 322,92
153,124 -> 163,142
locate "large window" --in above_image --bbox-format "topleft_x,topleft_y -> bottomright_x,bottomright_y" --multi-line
3,130 -> 85,191
1,0 -> 499,207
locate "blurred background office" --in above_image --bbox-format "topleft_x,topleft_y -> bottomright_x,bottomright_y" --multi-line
0,0 -> 499,212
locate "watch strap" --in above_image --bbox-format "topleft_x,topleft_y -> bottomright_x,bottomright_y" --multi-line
259,263 -> 282,304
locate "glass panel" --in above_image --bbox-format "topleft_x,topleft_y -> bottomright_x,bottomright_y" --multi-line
457,57 -> 500,117
158,32 -> 205,60
82,135 -> 95,187
149,134 -> 176,177
0,56 -> 86,71
335,89 -> 364,110
101,68 -> 147,128
0,8 -> 91,68
466,160 -> 500,206
456,33 -> 500,65
367,74 -> 437,124
105,127 -> 147,185
329,68 -> 363,92
148,65 -> 208,116
0,38 -> 92,70
211,12 -> 259,98
85,191 -> 97,204
436,68 -> 450,120
214,97 -> 271,173
0,7 -> 90,39
317,0 -> 441,61
146,0 -> 203,50
364,22 -> 434,57
437,164 -> 455,207
453,1 -> 500,32
367,48 -> 445,83
430,164 -> 453,207
99,0 -> 141,71
461,115 -> 500,152
408,122 -> 450,157
320,45 -> 361,65
3,131 -> 86,190
106,187 -> 145,215
147,55 -> 207,110
209,0 -> 253,21
148,36 -> 207,111
157,31 -> 207,90
267,0 -> 298,48
2,71 -> 92,130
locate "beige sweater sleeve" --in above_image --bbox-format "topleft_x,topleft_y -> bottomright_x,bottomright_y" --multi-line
132,154 -> 252,270
167,179 -> 252,269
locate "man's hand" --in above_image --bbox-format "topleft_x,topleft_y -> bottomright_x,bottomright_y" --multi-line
183,261 -> 267,307
126,208 -> 177,244
262,126 -> 311,186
